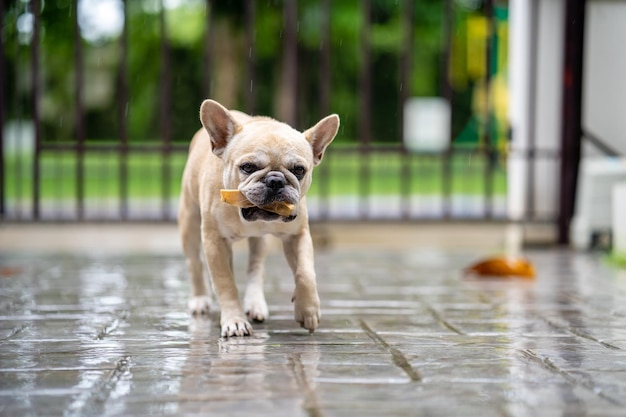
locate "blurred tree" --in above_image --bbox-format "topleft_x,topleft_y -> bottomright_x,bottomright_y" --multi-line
2,0 -> 506,145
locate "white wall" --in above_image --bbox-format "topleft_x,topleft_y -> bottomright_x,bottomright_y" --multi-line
583,0 -> 626,156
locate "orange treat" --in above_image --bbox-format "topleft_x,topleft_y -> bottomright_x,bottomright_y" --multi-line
220,189 -> 295,217
464,256 -> 536,278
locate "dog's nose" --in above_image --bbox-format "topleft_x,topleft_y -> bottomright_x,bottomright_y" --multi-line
265,172 -> 285,190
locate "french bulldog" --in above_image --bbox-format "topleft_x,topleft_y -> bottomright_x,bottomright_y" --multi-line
178,99 -> 339,337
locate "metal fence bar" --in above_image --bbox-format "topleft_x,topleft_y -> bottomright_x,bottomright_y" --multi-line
244,0 -> 256,114
526,0 -> 539,219
358,0 -> 372,147
159,0 -> 172,220
317,0 -> 332,220
38,143 -> 190,153
31,0 -> 41,220
280,0 -> 298,127
442,0 -> 454,219
358,0 -> 372,219
203,0 -> 214,99
558,0 -> 586,244
319,0 -> 331,119
118,0 -> 129,220
73,0 -> 85,220
399,0 -> 414,219
483,0 -> 495,219
582,129 -> 621,157
0,0 -> 5,217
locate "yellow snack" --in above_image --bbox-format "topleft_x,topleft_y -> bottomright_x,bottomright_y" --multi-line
261,201 -> 296,217
220,189 -> 255,208
220,189 -> 296,217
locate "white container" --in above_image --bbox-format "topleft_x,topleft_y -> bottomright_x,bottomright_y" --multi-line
403,97 -> 450,153
613,183 -> 626,254
571,158 -> 626,249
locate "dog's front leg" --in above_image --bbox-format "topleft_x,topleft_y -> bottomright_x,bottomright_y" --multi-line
282,227 -> 321,333
178,197 -> 213,315
202,228 -> 252,337
244,236 -> 270,323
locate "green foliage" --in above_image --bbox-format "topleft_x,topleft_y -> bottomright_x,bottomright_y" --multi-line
3,0 -> 503,146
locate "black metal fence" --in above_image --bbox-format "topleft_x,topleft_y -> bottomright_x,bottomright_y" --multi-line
0,0 -> 564,224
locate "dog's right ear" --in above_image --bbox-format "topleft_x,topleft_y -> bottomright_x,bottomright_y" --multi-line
199,100 -> 242,158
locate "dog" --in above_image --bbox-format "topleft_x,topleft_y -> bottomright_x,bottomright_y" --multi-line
178,99 -> 339,337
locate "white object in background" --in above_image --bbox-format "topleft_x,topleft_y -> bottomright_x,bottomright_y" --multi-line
571,158 -> 626,249
613,183 -> 626,254
403,97 -> 450,153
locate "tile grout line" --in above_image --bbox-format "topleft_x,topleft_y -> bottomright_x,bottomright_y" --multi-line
519,348 -> 623,406
65,355 -> 132,417
94,310 -> 130,340
425,305 -> 466,336
539,316 -> 622,350
287,353 -> 326,417
358,319 -> 422,382
0,323 -> 29,341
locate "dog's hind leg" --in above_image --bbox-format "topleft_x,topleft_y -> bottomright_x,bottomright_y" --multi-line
243,236 -> 270,322
178,197 -> 213,315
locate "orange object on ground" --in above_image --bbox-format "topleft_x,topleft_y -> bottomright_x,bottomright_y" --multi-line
464,256 -> 536,278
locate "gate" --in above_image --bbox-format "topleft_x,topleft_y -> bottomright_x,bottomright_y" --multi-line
1,0 -> 559,223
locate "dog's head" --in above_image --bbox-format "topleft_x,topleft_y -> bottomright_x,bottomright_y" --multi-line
200,99 -> 339,222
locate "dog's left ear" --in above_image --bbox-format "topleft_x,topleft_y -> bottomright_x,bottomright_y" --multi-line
303,114 -> 340,166
199,99 -> 242,158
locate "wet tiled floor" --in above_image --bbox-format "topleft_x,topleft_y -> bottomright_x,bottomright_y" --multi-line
2,238 -> 626,416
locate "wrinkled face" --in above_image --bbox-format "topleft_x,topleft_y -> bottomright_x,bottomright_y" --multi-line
222,120 -> 314,222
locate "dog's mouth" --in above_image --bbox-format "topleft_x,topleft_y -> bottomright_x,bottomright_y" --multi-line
241,207 -> 297,223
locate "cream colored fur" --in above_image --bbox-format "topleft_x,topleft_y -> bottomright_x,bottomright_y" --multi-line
178,99 -> 339,337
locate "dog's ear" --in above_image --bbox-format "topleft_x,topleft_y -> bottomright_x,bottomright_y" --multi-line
303,114 -> 340,165
199,99 -> 242,158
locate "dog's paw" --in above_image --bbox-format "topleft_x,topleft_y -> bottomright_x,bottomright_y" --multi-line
220,315 -> 253,338
245,302 -> 269,323
243,289 -> 269,323
188,295 -> 212,315
292,290 -> 321,333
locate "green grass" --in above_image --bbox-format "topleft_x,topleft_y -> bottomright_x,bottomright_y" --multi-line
607,252 -> 626,269
3,145 -> 507,204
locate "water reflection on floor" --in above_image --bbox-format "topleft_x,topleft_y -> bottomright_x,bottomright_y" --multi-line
1,249 -> 626,416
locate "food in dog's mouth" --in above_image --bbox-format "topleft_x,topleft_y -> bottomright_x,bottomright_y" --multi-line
220,189 -> 296,217
240,206 -> 297,222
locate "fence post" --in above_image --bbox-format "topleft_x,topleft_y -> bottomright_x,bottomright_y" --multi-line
118,0 -> 129,220
399,0 -> 414,219
73,0 -> 85,220
31,0 -> 41,220
244,0 -> 256,114
319,0 -> 331,118
160,0 -> 172,220
483,0 -> 495,219
203,0 -> 214,99
358,0 -> 372,219
317,0 -> 331,220
0,0 -> 5,217
558,0 -> 586,245
442,0 -> 454,218
277,0 -> 297,127
358,0 -> 372,146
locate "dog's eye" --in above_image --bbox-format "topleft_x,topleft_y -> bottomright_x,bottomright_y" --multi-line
240,163 -> 259,174
290,166 -> 306,179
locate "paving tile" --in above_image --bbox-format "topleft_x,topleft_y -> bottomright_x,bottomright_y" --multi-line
1,248 -> 626,416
